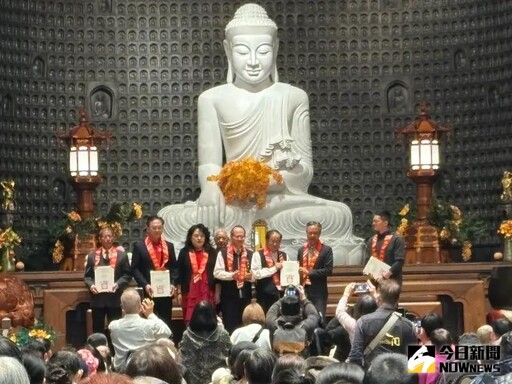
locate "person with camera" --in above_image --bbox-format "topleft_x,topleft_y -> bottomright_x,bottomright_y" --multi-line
265,285 -> 320,354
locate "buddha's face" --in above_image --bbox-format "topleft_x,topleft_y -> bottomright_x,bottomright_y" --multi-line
228,34 -> 275,86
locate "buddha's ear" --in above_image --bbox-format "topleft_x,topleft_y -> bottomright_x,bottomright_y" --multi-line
223,39 -> 234,84
272,38 -> 280,82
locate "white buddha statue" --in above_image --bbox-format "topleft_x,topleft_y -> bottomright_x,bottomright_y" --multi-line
158,4 -> 363,264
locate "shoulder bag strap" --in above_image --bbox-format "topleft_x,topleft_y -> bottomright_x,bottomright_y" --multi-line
252,325 -> 265,343
364,311 -> 401,356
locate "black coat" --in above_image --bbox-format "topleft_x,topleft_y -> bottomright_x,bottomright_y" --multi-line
297,243 -> 333,299
131,240 -> 178,288
84,249 -> 132,308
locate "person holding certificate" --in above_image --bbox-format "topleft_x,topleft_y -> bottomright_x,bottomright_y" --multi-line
175,224 -> 217,324
131,215 -> 178,330
297,221 -> 333,319
213,225 -> 253,333
84,227 -> 132,333
365,210 -> 405,285
251,229 -> 287,313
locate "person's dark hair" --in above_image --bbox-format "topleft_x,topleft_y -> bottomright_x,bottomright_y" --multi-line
245,348 -> 277,384
353,294 -> 377,320
124,344 -> 181,384
21,339 -> 46,359
185,223 -> 212,251
306,221 -> 322,231
500,331 -> 512,358
374,210 -> 391,226
458,332 -> 481,346
266,230 -> 282,241
315,362 -> 365,384
272,367 -> 313,384
46,350 -> 82,384
492,318 -> 511,337
281,295 -> 301,317
86,333 -> 108,349
363,353 -> 418,384
22,353 -> 46,384
0,335 -> 22,361
228,342 -> 258,371
421,313 -> 444,339
429,328 -> 453,352
233,348 -> 254,380
188,300 -> 218,334
272,354 -> 306,380
146,215 -> 164,227
377,279 -> 401,307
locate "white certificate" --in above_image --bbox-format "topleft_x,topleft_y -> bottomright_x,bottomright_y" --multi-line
280,260 -> 300,286
95,266 -> 114,293
363,256 -> 391,279
150,270 -> 171,297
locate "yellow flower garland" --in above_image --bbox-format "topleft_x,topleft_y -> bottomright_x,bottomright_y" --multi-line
208,158 -> 283,208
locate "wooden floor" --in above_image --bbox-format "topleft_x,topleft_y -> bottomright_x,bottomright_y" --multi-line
6,261 -> 511,350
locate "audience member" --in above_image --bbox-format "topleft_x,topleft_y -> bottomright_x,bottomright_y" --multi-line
315,362 -> 365,384
492,318 -> 512,345
419,328 -> 453,384
363,353 -> 418,384
21,339 -> 47,360
457,332 -> 481,346
0,355 -> 30,384
232,348 -> 255,384
418,313 -> 444,346
471,330 -> 512,384
22,352 -> 46,384
46,350 -> 84,384
0,334 -> 23,360
348,280 -> 417,368
245,348 -> 277,384
304,356 -> 339,381
180,300 -> 231,384
477,324 -> 497,345
124,344 -> 182,384
221,341 -> 258,383
80,372 -> 134,383
86,333 -> 112,371
231,303 -> 271,350
335,282 -> 378,342
109,289 -> 172,371
78,348 -> 100,376
271,354 -> 306,384
266,285 -> 319,343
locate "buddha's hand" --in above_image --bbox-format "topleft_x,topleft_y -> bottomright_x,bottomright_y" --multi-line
197,182 -> 225,228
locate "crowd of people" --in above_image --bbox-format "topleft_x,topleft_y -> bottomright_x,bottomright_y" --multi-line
6,211 -> 512,383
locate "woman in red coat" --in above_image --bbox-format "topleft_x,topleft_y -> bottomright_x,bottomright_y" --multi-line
176,224 -> 217,323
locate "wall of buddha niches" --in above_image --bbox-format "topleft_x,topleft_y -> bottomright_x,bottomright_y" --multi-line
1,0 -> 511,267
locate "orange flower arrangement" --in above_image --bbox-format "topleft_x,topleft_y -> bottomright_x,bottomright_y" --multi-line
208,158 -> 283,208
498,219 -> 512,239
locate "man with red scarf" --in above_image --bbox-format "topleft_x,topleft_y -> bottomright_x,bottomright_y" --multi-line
365,210 -> 404,285
297,221 -> 333,319
84,227 -> 132,333
251,229 -> 287,313
213,225 -> 253,333
131,215 -> 178,330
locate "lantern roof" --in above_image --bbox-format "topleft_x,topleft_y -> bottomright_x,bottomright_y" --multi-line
57,108 -> 111,147
395,103 -> 451,140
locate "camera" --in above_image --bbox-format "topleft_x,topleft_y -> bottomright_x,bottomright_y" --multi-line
284,285 -> 299,297
354,283 -> 370,293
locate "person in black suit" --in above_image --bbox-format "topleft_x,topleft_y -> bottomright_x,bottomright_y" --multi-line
175,224 -> 217,324
297,221 -> 333,319
131,215 -> 178,330
84,227 -> 132,333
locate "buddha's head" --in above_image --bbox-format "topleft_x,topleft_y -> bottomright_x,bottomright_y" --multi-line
224,4 -> 279,86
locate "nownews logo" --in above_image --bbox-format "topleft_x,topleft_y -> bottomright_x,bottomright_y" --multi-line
407,345 -> 501,374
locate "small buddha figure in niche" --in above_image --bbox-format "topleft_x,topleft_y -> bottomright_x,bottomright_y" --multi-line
159,3 -> 362,264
